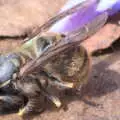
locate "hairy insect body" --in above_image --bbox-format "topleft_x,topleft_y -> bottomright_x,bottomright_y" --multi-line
16,33 -> 90,91
0,1 -> 106,116
43,45 -> 91,90
9,33 -> 63,115
2,32 -> 89,116
14,74 -> 47,116
11,34 -> 90,116
16,33 -> 62,61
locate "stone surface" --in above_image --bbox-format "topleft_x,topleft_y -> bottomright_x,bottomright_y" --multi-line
0,0 -> 66,36
0,43 -> 120,120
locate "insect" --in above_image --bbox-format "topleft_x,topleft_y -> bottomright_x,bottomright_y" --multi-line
0,0 -> 108,116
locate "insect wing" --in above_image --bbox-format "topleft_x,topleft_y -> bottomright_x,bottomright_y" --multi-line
20,12 -> 108,77
28,0 -> 98,39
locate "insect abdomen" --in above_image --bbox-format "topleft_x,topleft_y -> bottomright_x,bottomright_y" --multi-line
43,45 -> 91,90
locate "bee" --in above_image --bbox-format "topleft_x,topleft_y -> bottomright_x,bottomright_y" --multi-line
0,0 -> 108,116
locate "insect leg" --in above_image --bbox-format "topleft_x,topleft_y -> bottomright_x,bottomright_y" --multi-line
12,74 -> 60,115
0,95 -> 24,114
18,96 -> 45,116
34,78 -> 62,108
39,70 -> 74,89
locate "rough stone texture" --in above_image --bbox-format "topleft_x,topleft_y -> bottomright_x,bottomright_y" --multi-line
0,0 -> 66,36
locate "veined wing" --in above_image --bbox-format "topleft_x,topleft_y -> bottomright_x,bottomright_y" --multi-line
19,12 -> 108,77
26,0 -> 99,40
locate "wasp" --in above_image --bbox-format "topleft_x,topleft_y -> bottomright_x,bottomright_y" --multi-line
0,0 -> 108,116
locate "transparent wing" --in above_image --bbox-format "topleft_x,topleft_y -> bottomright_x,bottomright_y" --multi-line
26,0 -> 99,40
19,12 -> 108,77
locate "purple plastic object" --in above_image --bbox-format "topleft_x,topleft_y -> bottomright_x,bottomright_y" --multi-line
49,0 -> 120,34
